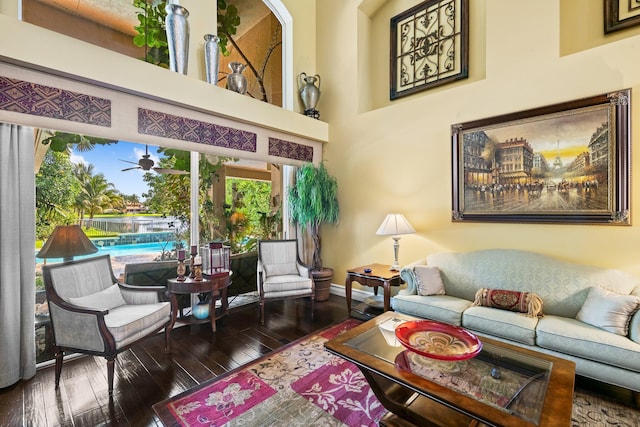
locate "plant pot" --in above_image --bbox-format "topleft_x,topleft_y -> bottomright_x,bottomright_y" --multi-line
311,267 -> 334,302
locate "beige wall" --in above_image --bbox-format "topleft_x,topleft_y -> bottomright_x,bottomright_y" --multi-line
2,0 -> 640,287
317,0 -> 640,294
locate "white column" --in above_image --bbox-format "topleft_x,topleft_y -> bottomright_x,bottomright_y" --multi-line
190,151 -> 199,248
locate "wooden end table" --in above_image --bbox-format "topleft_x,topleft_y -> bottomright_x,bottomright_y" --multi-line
345,263 -> 402,314
166,271 -> 231,338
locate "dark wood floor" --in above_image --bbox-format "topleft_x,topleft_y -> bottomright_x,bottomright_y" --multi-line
1,295 -> 637,426
0,295 -> 350,427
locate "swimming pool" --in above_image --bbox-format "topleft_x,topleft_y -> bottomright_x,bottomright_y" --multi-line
35,241 -> 180,265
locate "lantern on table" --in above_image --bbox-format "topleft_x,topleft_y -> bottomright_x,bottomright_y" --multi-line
205,242 -> 230,276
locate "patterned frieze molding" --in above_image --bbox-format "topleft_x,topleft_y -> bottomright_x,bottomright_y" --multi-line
0,75 -> 111,127
138,108 -> 257,152
268,137 -> 313,162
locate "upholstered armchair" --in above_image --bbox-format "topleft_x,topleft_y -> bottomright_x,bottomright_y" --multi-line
42,255 -> 172,396
257,239 -> 314,325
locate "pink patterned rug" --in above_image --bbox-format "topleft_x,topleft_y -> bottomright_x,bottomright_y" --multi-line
153,319 -> 386,426
153,318 -> 640,427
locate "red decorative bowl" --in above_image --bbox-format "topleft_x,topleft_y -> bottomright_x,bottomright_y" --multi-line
394,320 -> 482,361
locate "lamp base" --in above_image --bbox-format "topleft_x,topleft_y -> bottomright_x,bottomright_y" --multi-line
390,236 -> 401,271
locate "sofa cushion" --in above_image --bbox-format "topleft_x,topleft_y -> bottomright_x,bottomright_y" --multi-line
462,306 -> 538,345
391,295 -> 472,326
576,286 -> 640,336
69,283 -> 126,311
536,315 -> 640,373
629,314 -> 640,344
414,266 -> 445,296
472,288 -> 543,317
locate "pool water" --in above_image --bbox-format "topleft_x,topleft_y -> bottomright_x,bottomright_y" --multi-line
36,241 -> 180,265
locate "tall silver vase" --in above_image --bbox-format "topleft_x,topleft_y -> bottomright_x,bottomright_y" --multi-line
204,34 -> 220,85
299,72 -> 321,118
226,62 -> 247,94
165,4 -> 190,75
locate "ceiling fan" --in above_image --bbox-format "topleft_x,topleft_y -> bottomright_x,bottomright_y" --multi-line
120,145 -> 189,175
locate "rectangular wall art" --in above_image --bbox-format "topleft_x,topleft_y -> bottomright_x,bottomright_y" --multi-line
390,0 -> 468,100
451,89 -> 631,225
605,0 -> 640,33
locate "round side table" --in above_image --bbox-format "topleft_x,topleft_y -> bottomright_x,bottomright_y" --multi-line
166,271 -> 231,339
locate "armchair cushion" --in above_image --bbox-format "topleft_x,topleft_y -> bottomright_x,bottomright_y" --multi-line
69,283 -> 126,311
264,262 -> 299,277
106,302 -> 171,349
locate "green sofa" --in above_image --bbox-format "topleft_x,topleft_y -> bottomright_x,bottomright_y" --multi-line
392,249 -> 640,396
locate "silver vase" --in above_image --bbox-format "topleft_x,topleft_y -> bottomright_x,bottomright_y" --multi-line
299,72 -> 321,111
226,62 -> 247,94
204,34 -> 221,85
165,4 -> 190,75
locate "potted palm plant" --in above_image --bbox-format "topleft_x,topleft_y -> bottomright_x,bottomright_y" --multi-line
288,162 -> 339,301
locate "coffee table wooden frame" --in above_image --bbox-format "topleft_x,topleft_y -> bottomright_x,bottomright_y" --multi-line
325,311 -> 576,427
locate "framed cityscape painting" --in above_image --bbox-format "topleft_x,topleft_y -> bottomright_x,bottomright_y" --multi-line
390,0 -> 469,100
451,89 -> 631,225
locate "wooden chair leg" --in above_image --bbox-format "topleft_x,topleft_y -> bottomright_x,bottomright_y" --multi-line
107,357 -> 115,395
165,325 -> 171,352
54,346 -> 63,389
260,300 -> 265,325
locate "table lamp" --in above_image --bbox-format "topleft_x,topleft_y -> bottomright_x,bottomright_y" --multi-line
376,213 -> 415,271
36,225 -> 98,262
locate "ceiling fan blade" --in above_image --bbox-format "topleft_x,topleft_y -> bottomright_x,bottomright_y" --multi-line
120,159 -> 140,166
121,166 -> 142,172
154,167 -> 190,175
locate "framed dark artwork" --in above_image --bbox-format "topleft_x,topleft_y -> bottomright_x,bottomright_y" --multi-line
604,0 -> 640,33
390,0 -> 469,100
451,89 -> 631,225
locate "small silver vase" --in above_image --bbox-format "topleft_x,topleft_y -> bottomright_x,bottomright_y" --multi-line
226,62 -> 248,94
299,72 -> 321,111
165,4 -> 190,75
204,34 -> 220,85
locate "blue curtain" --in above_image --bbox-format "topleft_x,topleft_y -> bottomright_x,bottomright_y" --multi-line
0,123 -> 36,387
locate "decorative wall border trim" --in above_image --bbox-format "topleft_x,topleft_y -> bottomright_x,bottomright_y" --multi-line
0,76 -> 111,126
138,108 -> 257,152
268,137 -> 313,162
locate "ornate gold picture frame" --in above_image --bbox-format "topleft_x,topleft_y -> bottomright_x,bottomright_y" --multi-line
452,90 -> 631,225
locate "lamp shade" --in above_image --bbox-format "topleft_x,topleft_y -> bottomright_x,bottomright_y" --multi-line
36,225 -> 98,261
376,214 -> 416,236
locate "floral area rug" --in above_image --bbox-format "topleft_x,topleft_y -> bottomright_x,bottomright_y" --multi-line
153,319 -> 386,426
154,318 -> 640,427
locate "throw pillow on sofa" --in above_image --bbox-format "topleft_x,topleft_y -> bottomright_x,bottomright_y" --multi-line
576,286 -> 640,336
472,288 -> 543,317
414,265 -> 446,296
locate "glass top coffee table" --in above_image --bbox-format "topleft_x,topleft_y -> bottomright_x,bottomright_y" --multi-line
324,311 -> 576,427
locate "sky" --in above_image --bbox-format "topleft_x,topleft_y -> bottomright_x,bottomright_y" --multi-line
481,105 -> 608,165
70,141 -> 161,198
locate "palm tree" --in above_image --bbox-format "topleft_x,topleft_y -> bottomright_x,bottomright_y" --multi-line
78,174 -> 121,228
72,162 -> 95,226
